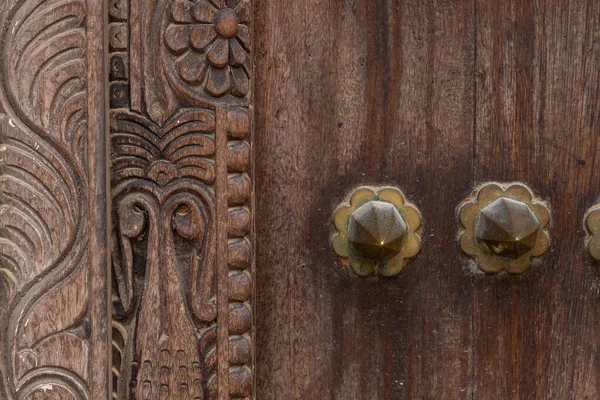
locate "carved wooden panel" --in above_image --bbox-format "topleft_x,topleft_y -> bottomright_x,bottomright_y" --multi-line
1,0 -> 252,399
108,0 -> 253,399
0,0 -> 109,399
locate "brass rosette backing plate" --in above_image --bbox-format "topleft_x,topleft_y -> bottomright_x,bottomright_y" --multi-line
332,186 -> 422,277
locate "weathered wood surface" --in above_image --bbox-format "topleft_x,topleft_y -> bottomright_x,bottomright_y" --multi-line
474,1 -> 600,398
255,0 -> 600,399
255,0 -> 475,398
3,0 -> 600,398
0,0 -> 110,398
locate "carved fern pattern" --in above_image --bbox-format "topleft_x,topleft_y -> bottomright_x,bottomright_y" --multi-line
0,0 -> 91,399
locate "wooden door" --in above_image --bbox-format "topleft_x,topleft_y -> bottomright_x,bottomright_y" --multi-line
254,0 -> 600,399
2,1 -> 600,399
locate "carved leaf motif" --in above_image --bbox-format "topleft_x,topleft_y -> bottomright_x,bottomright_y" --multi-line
14,258 -> 90,385
0,118 -> 82,310
110,108 -> 218,399
0,0 -> 88,298
111,187 -> 217,399
4,0 -> 88,152
111,109 -> 216,186
0,112 -> 89,400
109,0 -> 254,396
0,0 -> 90,397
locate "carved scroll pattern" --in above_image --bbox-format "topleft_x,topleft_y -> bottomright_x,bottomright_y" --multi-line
109,0 -> 252,398
0,0 -> 92,399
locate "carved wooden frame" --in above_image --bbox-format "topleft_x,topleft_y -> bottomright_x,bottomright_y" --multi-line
0,0 -> 254,398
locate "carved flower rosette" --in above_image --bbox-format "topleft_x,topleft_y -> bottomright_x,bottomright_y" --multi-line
332,187 -> 422,277
165,0 -> 251,98
459,183 -> 551,274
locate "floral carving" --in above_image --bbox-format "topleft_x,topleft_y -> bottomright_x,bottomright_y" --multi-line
110,107 -> 220,398
109,0 -> 254,395
332,187 -> 422,277
165,0 -> 251,97
458,182 -> 551,274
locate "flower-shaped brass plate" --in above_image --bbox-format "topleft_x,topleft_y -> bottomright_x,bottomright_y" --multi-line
458,182 -> 550,274
585,204 -> 600,260
332,186 -> 422,277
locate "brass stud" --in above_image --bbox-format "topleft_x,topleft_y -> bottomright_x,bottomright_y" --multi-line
347,201 -> 408,262
458,182 -> 550,274
332,186 -> 422,277
475,198 -> 540,259
584,204 -> 600,260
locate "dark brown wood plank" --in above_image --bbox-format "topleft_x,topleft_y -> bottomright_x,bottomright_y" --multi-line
255,0 -> 475,398
474,0 -> 600,397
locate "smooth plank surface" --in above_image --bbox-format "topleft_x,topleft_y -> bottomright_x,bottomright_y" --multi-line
255,0 -> 475,398
474,0 -> 600,398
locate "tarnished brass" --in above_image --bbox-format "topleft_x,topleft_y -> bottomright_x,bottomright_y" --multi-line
475,198 -> 540,259
347,201 -> 408,262
332,187 -> 422,277
584,204 -> 600,260
458,183 -> 550,274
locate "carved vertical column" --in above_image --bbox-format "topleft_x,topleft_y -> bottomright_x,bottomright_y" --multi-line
0,0 -> 110,399
109,0 -> 253,399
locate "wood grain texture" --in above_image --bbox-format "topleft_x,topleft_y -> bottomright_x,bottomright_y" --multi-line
255,0 -> 475,398
88,0 -> 111,397
256,0 -> 600,398
474,0 -> 600,398
0,0 -> 109,398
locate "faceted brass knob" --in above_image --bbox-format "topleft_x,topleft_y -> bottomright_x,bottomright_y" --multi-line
347,201 -> 408,262
332,187 -> 422,277
459,183 -> 550,274
474,198 -> 540,259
